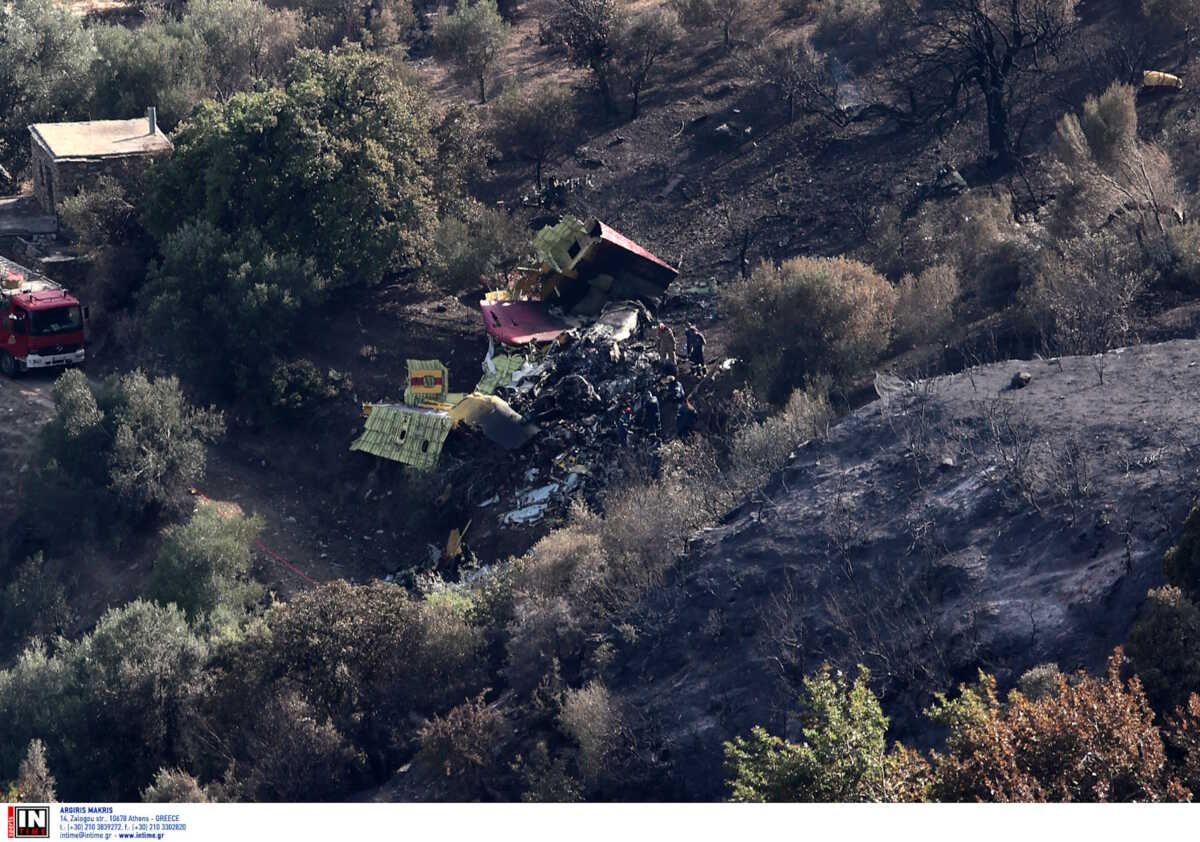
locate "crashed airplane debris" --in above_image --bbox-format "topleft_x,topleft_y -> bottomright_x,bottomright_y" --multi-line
353,358 -> 539,469
480,215 -> 678,346
353,215 -> 687,531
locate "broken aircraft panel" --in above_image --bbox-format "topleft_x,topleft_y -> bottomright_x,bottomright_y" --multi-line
480,300 -> 570,345
532,216 -> 678,316
405,359 -> 450,406
350,404 -> 452,470
450,393 -> 538,451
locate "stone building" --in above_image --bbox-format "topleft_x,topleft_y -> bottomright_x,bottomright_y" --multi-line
28,109 -> 173,217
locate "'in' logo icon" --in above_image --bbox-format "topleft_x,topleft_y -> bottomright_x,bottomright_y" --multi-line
8,806 -> 49,838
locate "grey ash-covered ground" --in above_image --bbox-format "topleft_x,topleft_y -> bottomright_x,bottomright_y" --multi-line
611,339 -> 1200,799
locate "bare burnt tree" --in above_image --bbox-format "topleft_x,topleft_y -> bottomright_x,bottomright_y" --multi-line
885,0 -> 1080,169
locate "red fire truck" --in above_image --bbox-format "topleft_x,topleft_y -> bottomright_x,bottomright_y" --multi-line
0,255 -> 86,377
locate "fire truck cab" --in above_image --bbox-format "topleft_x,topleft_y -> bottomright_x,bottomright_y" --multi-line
0,255 -> 86,377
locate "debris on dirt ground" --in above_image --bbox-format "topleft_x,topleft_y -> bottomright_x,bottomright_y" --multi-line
1010,370 -> 1033,390
1143,70 -> 1183,90
933,163 -> 967,195
351,214 -> 718,562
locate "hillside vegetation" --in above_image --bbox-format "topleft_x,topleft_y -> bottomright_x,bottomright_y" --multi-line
2,0 -> 1200,803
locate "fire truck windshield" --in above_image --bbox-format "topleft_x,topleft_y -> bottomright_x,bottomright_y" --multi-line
30,305 -> 83,336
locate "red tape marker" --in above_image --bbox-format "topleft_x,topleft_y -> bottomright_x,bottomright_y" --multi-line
193,490 -> 319,587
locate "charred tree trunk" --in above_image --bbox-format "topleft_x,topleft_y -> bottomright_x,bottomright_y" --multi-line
982,79 -> 1013,170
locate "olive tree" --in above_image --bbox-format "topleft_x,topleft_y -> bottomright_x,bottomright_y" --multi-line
616,7 -> 680,118
491,83 -> 577,187
435,0 -> 511,103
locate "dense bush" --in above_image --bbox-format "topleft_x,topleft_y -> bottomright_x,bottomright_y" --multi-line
89,0 -> 302,134
1168,223 -> 1200,285
491,83 -> 578,187
1050,82 -> 1181,256
1128,586 -> 1200,714
0,601 -> 207,800
926,651 -> 1178,801
151,503 -> 264,623
0,0 -> 93,172
143,48 -> 447,290
0,553 -> 72,649
268,582 -> 484,736
722,256 -> 896,402
431,205 -> 527,292
416,692 -> 508,794
13,740 -> 56,802
559,681 -> 625,784
141,768 -> 210,802
1162,502 -> 1200,600
281,0 -> 415,50
725,666 -> 920,802
139,48 -> 478,400
894,263 -> 959,349
241,687 -> 367,801
31,370 -> 224,537
729,386 -> 830,485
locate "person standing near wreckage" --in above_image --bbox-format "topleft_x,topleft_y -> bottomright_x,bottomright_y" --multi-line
641,389 -> 661,438
657,322 -> 677,367
685,324 -> 706,376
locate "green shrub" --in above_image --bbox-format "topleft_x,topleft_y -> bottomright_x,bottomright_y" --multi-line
724,665 -> 910,802
268,359 -> 339,418
722,256 -> 896,402
32,370 -> 224,538
0,553 -> 72,648
1024,232 -> 1147,355
559,681 -> 624,784
431,205 -> 526,293
1128,586 -> 1200,714
0,600 -> 207,800
0,0 -> 93,173
14,740 -> 56,802
490,83 -> 577,187
729,386 -> 831,485
141,768 -> 209,802
1164,503 -> 1200,600
263,581 -> 486,762
434,0 -> 511,103
242,688 -> 367,801
151,504 -> 264,623
1016,663 -> 1065,701
1168,223 -> 1200,286
504,594 -> 585,694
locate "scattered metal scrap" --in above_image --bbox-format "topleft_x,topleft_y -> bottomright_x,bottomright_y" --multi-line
479,215 -> 678,346
354,216 -> 694,535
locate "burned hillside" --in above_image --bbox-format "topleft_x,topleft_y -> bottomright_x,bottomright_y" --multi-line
613,341 -> 1200,799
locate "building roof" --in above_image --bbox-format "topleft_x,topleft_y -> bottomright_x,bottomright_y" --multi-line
29,118 -> 172,160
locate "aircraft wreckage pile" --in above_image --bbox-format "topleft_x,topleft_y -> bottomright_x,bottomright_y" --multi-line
352,215 -> 708,547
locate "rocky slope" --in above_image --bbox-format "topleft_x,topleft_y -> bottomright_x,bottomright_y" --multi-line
614,340 -> 1200,799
